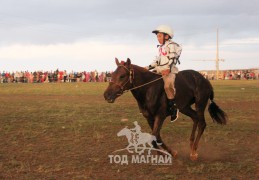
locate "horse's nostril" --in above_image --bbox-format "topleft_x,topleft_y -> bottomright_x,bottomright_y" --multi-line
104,91 -> 113,101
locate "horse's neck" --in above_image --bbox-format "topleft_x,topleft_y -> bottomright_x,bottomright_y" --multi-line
129,66 -> 165,114
132,66 -> 157,86
131,66 -> 162,97
125,130 -> 133,139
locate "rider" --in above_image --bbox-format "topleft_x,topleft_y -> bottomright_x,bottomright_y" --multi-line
145,25 -> 182,122
130,121 -> 141,144
130,121 -> 141,134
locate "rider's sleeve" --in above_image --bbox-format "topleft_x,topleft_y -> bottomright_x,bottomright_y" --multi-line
168,43 -> 182,64
148,56 -> 160,69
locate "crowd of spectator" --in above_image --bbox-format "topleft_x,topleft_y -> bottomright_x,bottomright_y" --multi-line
0,69 -> 112,83
200,69 -> 259,80
0,68 -> 258,83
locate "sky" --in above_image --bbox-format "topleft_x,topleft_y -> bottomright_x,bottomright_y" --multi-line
0,0 -> 259,72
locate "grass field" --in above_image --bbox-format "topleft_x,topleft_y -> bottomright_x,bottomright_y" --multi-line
0,80 -> 258,179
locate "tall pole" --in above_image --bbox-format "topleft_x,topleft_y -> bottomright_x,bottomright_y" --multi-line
216,28 -> 219,80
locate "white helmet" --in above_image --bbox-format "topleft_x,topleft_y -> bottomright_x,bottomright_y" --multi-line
152,25 -> 174,38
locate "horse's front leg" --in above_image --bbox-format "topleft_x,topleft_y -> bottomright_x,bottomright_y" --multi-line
145,116 -> 158,149
151,115 -> 177,158
156,134 -> 178,158
126,144 -> 134,153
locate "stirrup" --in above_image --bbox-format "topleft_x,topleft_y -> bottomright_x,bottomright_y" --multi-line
171,109 -> 179,122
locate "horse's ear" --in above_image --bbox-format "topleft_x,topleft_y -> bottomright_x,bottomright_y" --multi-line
115,57 -> 120,66
126,58 -> 131,66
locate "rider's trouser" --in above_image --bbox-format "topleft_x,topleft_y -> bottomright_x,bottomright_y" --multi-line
162,73 -> 176,100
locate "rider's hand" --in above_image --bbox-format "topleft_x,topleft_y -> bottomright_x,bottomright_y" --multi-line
144,66 -> 149,70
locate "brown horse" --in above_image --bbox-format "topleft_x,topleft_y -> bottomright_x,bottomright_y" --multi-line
104,58 -> 227,160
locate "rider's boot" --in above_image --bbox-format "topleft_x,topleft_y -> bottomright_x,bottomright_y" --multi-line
168,99 -> 179,122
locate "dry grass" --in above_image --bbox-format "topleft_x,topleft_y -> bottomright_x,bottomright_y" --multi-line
0,80 -> 258,179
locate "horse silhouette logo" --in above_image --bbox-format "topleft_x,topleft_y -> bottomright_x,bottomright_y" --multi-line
114,121 -> 170,156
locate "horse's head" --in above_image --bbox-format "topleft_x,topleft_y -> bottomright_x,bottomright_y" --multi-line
117,126 -> 130,137
104,58 -> 133,103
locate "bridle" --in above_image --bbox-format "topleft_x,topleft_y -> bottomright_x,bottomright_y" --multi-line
109,65 -> 134,95
110,64 -> 163,95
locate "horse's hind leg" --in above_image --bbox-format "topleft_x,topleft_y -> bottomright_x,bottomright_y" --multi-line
180,106 -> 199,148
187,99 -> 207,161
180,106 -> 199,159
191,109 -> 206,160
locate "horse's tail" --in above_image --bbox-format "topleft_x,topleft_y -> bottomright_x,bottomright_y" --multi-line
208,89 -> 228,125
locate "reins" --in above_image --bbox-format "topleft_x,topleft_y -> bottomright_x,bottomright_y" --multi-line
110,65 -> 163,95
123,76 -> 163,93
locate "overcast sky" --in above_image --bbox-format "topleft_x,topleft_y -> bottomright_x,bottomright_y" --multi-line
0,0 -> 259,72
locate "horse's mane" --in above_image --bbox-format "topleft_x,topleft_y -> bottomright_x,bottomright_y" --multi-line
131,64 -> 162,78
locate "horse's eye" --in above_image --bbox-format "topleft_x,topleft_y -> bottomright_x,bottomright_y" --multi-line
120,75 -> 125,79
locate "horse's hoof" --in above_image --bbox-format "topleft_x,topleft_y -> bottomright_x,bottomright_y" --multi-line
190,153 -> 198,161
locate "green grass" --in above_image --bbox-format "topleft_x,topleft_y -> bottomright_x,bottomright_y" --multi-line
0,80 -> 258,179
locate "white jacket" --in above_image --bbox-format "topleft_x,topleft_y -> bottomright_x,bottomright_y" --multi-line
149,40 -> 182,74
